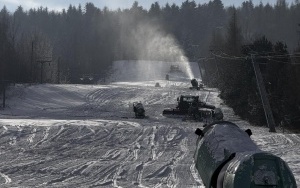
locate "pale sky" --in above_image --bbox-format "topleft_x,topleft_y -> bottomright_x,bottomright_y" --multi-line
0,0 -> 295,13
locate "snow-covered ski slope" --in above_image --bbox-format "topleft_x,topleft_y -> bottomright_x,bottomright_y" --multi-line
0,61 -> 299,187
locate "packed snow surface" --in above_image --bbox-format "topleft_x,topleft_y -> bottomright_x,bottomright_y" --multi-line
0,61 -> 299,187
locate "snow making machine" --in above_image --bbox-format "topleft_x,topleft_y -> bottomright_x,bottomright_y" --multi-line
190,78 -> 204,90
162,95 -> 223,121
194,121 -> 297,188
133,102 -> 145,119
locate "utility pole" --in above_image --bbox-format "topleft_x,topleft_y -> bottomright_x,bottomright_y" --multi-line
2,81 -> 5,108
297,23 -> 300,47
1,80 -> 10,109
251,55 -> 276,132
30,41 -> 34,82
202,60 -> 208,84
37,59 -> 52,84
213,57 -> 220,79
1,61 -> 5,108
57,57 -> 60,84
197,60 -> 203,80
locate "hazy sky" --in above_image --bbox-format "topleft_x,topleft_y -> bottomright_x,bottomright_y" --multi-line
0,0 -> 295,13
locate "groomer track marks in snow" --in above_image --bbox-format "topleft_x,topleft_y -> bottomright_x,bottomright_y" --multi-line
0,79 -> 299,187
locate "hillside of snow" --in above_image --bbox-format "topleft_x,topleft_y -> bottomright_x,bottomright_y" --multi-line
0,60 -> 299,187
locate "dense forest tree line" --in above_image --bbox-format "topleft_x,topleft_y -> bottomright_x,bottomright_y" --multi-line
203,2 -> 300,131
0,0 -> 300,129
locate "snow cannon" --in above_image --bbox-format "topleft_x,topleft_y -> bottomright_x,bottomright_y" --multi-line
133,102 -> 145,118
190,78 -> 200,90
190,78 -> 204,90
194,121 -> 296,188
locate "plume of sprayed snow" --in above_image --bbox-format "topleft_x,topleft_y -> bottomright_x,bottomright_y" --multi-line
109,60 -> 200,82
120,22 -> 194,80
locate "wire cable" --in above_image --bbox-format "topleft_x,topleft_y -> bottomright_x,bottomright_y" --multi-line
209,50 -> 300,64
